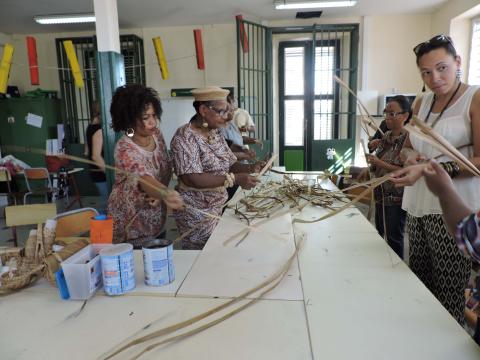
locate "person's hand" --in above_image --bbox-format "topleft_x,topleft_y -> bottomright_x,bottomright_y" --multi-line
254,139 -> 264,149
390,163 -> 429,187
235,152 -> 251,161
368,139 -> 381,151
239,126 -> 247,133
366,154 -> 380,167
357,168 -> 370,182
245,148 -> 256,160
422,160 -> 454,198
162,189 -> 184,210
235,173 -> 260,190
146,196 -> 160,207
252,160 -> 267,174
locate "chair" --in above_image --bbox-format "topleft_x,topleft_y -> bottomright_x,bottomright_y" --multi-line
0,167 -> 19,206
54,207 -> 98,238
5,203 -> 57,247
23,167 -> 59,204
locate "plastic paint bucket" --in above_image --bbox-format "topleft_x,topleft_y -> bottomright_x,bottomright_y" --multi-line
99,243 -> 135,295
142,239 -> 175,286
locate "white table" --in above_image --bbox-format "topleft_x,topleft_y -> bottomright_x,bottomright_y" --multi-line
1,172 -> 479,360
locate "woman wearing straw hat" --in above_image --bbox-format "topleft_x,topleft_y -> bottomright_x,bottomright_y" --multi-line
170,86 -> 262,250
391,35 -> 480,324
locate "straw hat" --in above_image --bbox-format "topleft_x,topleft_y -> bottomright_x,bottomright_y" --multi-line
191,86 -> 230,102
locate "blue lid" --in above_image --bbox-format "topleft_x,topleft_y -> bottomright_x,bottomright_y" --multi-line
94,214 -> 108,220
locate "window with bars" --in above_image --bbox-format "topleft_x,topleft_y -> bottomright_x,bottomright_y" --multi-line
56,35 -> 145,144
469,17 -> 480,85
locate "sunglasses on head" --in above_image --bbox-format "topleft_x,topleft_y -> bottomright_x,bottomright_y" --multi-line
413,34 -> 454,56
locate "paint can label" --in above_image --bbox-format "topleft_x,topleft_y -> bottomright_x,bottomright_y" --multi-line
100,243 -> 135,295
142,239 -> 175,286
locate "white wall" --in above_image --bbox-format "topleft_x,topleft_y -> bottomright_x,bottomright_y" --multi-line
0,32 -> 10,45
141,23 -> 237,99
431,0 -> 480,35
362,14 -> 431,97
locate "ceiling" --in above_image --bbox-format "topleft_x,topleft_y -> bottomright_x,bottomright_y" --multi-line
1,0 -> 449,35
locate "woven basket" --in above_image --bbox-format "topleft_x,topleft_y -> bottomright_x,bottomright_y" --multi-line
0,258 -> 45,294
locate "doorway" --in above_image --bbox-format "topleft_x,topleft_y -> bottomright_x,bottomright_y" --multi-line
276,25 -> 359,172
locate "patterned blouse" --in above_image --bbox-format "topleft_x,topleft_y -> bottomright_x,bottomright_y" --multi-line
373,130 -> 408,206
108,128 -> 172,245
456,211 -> 480,326
456,211 -> 480,263
171,123 -> 237,249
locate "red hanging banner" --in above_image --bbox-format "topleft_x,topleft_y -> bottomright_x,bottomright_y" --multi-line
26,36 -> 39,85
193,29 -> 205,70
236,15 -> 249,53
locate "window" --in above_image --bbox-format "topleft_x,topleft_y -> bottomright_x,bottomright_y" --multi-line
468,17 -> 480,85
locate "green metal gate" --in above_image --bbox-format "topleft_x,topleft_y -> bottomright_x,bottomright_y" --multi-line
55,34 -> 145,145
236,18 -> 273,159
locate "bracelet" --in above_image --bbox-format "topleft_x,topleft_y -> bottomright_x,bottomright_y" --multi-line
440,161 -> 460,179
224,172 -> 235,188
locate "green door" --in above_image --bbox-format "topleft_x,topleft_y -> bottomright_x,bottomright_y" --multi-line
277,24 -> 359,173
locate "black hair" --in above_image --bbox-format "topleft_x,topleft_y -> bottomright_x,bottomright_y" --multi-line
110,84 -> 162,133
415,35 -> 457,66
388,95 -> 412,124
193,100 -> 215,113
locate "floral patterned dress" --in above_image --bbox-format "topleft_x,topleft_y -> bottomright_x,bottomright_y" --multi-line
108,128 -> 172,245
171,123 -> 237,250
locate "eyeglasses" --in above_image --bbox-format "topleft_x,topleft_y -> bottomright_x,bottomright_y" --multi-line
208,106 -> 229,118
413,34 -> 454,56
383,111 -> 407,118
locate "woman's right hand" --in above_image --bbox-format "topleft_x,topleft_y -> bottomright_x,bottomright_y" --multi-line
235,173 -> 260,190
162,189 -> 184,210
390,163 -> 428,187
368,139 -> 381,151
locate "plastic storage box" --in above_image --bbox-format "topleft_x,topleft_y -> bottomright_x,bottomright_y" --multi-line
61,244 -> 111,300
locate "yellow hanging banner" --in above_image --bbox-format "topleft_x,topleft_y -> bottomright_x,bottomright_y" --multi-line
0,43 -> 14,94
63,40 -> 84,88
152,37 -> 169,80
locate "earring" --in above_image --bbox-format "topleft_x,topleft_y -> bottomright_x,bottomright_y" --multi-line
202,120 -> 209,128
456,68 -> 462,80
126,128 -> 135,137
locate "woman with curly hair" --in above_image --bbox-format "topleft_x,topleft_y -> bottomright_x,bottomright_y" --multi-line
108,84 -> 183,246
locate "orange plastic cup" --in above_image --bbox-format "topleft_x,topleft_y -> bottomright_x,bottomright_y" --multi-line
90,216 -> 113,244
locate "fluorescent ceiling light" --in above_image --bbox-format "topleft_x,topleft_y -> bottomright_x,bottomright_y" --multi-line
34,13 -> 96,25
275,1 -> 357,10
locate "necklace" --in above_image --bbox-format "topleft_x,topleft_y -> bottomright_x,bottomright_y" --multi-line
191,121 -> 216,144
425,81 -> 462,128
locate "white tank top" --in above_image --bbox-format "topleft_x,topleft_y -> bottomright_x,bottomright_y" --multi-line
402,85 -> 480,217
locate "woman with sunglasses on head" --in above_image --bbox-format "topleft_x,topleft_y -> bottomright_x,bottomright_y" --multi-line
366,96 -> 411,259
391,35 -> 480,324
170,86 -> 262,250
108,84 -> 184,247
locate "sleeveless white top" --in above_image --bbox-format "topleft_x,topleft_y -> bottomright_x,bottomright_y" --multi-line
402,85 -> 480,217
